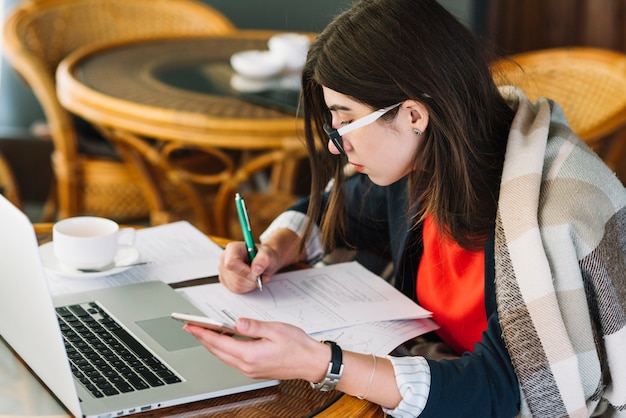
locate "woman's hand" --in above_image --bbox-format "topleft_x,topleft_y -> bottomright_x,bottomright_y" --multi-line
184,318 -> 328,382
217,228 -> 305,294
217,241 -> 283,294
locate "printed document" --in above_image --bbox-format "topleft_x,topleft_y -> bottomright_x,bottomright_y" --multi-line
311,318 -> 439,356
178,261 -> 432,335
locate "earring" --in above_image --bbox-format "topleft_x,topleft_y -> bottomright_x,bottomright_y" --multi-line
413,128 -> 422,135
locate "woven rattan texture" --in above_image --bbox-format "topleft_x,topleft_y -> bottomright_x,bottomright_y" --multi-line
18,0 -> 235,75
3,0 -> 235,221
492,47 -> 626,148
80,159 -> 148,219
76,37 -> 297,121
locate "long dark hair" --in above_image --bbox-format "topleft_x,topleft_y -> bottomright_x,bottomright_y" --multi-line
301,0 -> 515,251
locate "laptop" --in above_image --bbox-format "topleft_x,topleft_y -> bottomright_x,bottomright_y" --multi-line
0,195 -> 278,418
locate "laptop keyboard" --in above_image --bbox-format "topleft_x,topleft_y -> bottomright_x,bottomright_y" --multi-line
56,302 -> 181,398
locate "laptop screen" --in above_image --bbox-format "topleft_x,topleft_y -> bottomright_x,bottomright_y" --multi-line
0,195 -> 82,416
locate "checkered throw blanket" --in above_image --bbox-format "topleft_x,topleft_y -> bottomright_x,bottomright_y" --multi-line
496,87 -> 626,417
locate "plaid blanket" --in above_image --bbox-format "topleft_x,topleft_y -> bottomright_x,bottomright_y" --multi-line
496,86 -> 626,417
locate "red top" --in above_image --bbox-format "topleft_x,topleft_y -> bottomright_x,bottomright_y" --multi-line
416,215 -> 487,354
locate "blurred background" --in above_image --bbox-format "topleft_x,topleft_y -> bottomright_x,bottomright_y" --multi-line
0,0 -> 475,139
3,0 -> 625,220
0,0 -> 475,218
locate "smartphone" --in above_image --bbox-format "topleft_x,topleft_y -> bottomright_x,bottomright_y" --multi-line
171,312 -> 237,336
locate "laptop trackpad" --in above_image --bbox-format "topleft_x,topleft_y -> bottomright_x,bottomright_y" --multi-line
136,316 -> 201,351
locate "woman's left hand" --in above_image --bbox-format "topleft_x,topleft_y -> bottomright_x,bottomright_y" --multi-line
184,318 -> 328,383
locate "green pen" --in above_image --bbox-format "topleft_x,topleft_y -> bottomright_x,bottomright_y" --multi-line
235,193 -> 262,291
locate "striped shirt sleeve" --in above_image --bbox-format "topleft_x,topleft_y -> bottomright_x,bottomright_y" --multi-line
382,356 -> 431,417
259,210 -> 324,264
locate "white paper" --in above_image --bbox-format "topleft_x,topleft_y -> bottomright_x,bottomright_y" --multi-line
178,261 -> 431,334
311,318 -> 439,356
44,221 -> 223,296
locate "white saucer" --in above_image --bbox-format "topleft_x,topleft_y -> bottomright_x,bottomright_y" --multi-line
39,242 -> 141,279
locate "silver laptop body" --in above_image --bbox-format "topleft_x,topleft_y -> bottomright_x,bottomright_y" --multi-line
0,195 -> 277,418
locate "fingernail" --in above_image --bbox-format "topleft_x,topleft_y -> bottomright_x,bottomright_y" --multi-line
237,318 -> 249,331
253,265 -> 263,274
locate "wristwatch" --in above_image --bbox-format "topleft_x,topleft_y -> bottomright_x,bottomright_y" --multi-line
310,340 -> 344,391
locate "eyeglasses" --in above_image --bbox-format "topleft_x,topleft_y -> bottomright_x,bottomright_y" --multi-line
323,102 -> 403,158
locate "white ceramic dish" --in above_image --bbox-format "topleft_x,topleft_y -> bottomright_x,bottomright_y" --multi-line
267,33 -> 309,71
39,242 -> 141,279
230,73 -> 279,92
230,73 -> 302,93
230,50 -> 285,79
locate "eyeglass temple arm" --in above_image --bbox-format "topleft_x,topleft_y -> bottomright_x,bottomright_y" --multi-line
337,102 -> 402,135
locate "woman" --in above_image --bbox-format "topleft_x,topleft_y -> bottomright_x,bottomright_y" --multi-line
184,0 -> 626,416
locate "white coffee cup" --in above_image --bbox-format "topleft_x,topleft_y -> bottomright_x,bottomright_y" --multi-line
52,216 -> 136,270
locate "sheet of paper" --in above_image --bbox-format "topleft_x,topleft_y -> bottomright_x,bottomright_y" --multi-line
44,221 -> 223,296
311,318 -> 439,356
178,261 -> 431,334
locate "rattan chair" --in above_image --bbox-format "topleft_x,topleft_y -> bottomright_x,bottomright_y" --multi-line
107,125 -> 307,239
0,152 -> 21,209
212,146 -> 308,240
2,0 -> 235,222
491,47 -> 626,172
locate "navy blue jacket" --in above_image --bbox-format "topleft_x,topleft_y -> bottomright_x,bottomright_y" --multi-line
291,174 -> 521,417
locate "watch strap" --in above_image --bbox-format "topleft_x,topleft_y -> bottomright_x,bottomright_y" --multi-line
310,340 -> 343,391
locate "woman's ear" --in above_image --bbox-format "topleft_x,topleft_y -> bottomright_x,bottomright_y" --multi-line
403,100 -> 429,134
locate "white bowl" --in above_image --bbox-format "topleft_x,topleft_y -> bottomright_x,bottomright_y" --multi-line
230,50 -> 285,79
268,33 -> 309,72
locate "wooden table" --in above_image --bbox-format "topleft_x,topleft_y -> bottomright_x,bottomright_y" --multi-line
56,31 -> 309,238
0,225 -> 383,417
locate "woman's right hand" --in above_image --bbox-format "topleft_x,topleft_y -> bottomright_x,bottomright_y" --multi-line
218,228 -> 304,294
217,241 -> 281,294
